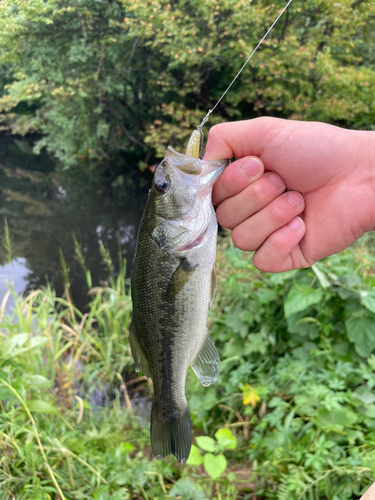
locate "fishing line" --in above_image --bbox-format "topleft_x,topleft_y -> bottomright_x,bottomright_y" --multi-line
198,0 -> 294,131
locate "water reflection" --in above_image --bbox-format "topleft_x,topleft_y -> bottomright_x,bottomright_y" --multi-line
0,133 -> 149,311
0,258 -> 29,312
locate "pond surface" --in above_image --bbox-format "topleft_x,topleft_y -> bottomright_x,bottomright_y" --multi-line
0,133 -> 150,312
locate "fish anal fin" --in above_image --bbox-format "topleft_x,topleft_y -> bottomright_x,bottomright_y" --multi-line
191,329 -> 220,386
210,264 -> 217,307
129,320 -> 150,378
167,258 -> 198,297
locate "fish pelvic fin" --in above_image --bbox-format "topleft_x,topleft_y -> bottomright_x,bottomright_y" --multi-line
151,405 -> 192,464
191,329 -> 220,387
129,320 -> 150,378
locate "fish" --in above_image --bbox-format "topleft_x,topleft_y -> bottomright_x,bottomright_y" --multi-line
129,132 -> 228,463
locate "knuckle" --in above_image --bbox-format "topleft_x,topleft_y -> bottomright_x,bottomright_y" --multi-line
226,165 -> 242,187
253,250 -> 280,273
232,226 -> 255,251
267,203 -> 285,224
256,116 -> 276,126
216,203 -> 234,229
253,251 -> 272,272
270,233 -> 285,253
207,123 -> 226,141
250,181 -> 264,203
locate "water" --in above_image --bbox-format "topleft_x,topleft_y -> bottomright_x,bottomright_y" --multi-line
0,258 -> 29,312
0,133 -> 150,312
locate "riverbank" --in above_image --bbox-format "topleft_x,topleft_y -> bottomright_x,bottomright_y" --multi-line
1,236 -> 375,499
0,133 -> 150,313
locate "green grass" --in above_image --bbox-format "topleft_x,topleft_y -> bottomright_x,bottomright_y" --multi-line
0,232 -> 375,499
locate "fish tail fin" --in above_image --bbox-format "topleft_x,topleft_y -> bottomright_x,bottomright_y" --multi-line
151,403 -> 192,463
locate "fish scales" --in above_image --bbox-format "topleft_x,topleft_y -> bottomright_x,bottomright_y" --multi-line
130,146 -> 227,462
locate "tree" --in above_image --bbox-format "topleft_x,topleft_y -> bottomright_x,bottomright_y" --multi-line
0,0 -> 374,170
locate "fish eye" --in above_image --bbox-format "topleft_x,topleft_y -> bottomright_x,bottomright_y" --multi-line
155,177 -> 170,194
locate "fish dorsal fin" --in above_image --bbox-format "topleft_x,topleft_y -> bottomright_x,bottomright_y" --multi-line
167,258 -> 198,297
129,320 -> 150,378
191,329 -> 220,386
210,264 -> 217,308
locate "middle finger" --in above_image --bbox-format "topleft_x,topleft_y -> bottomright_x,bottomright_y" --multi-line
216,171 -> 286,229
231,190 -> 305,252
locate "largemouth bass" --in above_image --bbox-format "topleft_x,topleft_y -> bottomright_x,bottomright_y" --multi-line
130,138 -> 227,463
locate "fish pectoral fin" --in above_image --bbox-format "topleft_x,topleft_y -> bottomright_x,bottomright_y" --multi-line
129,320 -> 150,378
167,258 -> 198,297
210,264 -> 217,308
191,329 -> 220,386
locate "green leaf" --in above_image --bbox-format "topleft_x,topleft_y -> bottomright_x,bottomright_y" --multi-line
287,312 -> 320,338
187,445 -> 203,466
244,333 -> 268,355
369,355 -> 375,371
346,313 -> 375,358
360,290 -> 375,315
284,284 -> 323,318
29,336 -> 49,349
214,428 -> 237,450
1,334 -> 48,363
0,383 -> 16,401
1,333 -> 29,357
93,485 -> 111,500
110,491 -> 130,500
225,312 -> 245,334
195,436 -> 216,453
353,386 -> 375,404
257,288 -> 277,304
312,264 -> 330,288
291,342 -> 316,360
117,442 -> 136,455
169,478 -> 207,500
362,406 -> 375,419
22,374 -> 52,390
26,400 -> 57,414
203,453 -> 227,479
295,395 -> 316,417
332,341 -> 349,357
314,407 -> 357,430
221,338 -> 244,358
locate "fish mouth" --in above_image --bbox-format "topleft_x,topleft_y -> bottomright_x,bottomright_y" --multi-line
176,224 -> 210,252
166,147 -> 228,182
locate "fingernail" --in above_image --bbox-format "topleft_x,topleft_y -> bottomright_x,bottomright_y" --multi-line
267,172 -> 285,188
287,191 -> 304,208
240,158 -> 262,179
287,217 -> 303,231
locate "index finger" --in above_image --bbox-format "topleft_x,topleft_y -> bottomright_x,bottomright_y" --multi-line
212,156 -> 264,205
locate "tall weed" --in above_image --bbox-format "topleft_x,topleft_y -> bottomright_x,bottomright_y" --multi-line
0,232 -> 375,498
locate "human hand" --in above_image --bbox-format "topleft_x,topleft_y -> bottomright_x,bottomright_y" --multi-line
205,117 -> 375,272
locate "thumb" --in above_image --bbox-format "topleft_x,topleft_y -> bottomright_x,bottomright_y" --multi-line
204,117 -> 288,161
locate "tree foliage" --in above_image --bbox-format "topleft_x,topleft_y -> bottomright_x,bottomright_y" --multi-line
0,0 -> 374,169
